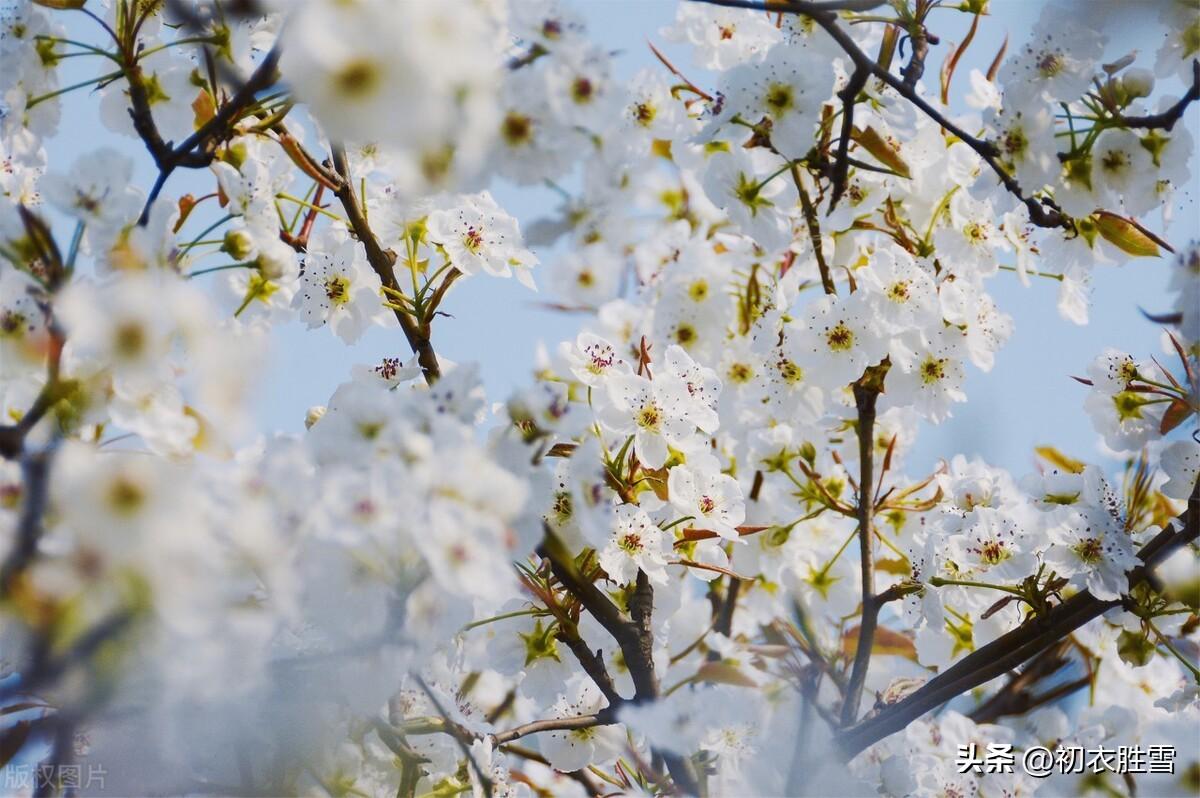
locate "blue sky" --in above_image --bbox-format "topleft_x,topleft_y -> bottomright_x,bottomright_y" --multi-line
46,0 -> 1198,477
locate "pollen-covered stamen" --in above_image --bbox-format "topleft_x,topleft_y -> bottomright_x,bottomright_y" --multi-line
462,225 -> 484,254
764,82 -> 794,114
969,538 -> 1011,566
619,532 -> 643,554
584,342 -> 616,374
1036,50 -> 1064,77
718,24 -> 735,40
727,362 -> 754,383
1073,537 -> 1104,564
633,101 -> 656,126
375,357 -> 401,380
502,112 -> 533,146
824,321 -> 855,352
572,77 -> 595,104
886,281 -> 911,303
698,495 -> 716,514
964,221 -> 989,243
324,275 -> 350,305
636,403 -> 662,431
920,356 -> 948,385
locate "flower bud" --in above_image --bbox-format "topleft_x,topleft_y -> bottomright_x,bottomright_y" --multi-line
221,229 -> 254,261
255,237 -> 295,280
1121,68 -> 1155,99
304,405 -> 327,429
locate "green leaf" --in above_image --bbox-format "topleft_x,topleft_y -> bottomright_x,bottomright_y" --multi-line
852,126 -> 911,179
1117,630 -> 1155,667
1094,212 -> 1162,258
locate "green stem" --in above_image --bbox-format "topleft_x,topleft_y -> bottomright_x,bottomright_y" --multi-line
27,69 -> 123,109
998,264 -> 1064,281
460,609 -> 543,633
136,36 -> 221,61
1147,618 -> 1200,682
180,213 -> 234,255
928,576 -> 1025,597
35,35 -> 121,63
277,193 -> 343,222
186,262 -> 254,279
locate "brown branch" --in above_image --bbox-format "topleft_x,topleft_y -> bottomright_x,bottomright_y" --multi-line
542,529 -> 698,795
0,445 -> 54,597
828,66 -> 869,212
1117,59 -> 1200,131
837,477 -> 1200,758
491,711 -> 612,746
330,144 -> 441,383
131,46 -> 283,224
690,0 -> 1069,229
900,25 -> 935,91
793,165 -> 838,295
412,674 -> 493,798
967,640 -> 1072,724
839,371 -> 884,725
689,0 -> 887,12
557,624 -> 625,707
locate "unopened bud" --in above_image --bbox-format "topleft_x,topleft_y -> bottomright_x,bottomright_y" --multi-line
305,405 -> 327,429
1121,68 -> 1155,99
222,229 -> 254,260
255,237 -> 295,280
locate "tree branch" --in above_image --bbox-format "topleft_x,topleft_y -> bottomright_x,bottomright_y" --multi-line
840,373 -> 883,725
1117,60 -> 1200,131
792,165 -> 838,295
491,710 -> 613,746
837,477 -> 1200,758
828,66 -> 869,213
688,0 -> 887,12
689,0 -> 1070,229
329,144 -> 441,383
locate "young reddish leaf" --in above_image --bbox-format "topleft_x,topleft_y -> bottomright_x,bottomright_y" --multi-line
1160,399 -> 1193,434
841,625 -> 917,661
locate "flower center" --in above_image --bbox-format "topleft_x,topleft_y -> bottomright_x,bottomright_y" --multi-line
886,281 -> 910,303
636,404 -> 662,431
502,112 -> 533,146
324,275 -> 350,305
920,356 -> 947,385
727,362 -> 754,384
1073,537 -> 1104,564
107,477 -> 146,517
1036,51 -> 1064,78
619,533 -> 643,554
334,59 -> 381,99
633,101 -> 656,125
764,82 -> 794,115
462,226 -> 484,253
825,322 -> 854,352
572,77 -> 595,104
